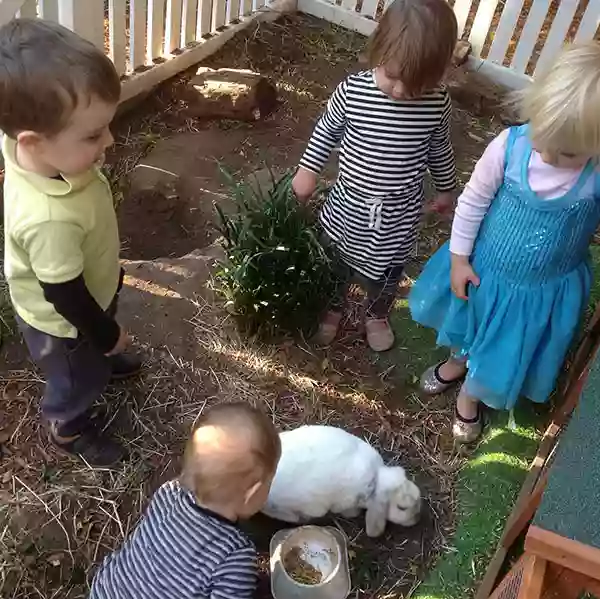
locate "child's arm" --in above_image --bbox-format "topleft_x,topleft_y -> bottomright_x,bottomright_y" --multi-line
449,129 -> 508,299
293,78 -> 348,201
19,221 -> 128,354
427,91 -> 457,212
210,547 -> 258,599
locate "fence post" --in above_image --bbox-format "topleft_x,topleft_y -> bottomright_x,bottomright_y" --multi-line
109,0 -> 127,75
130,0 -> 147,69
18,0 -> 37,18
58,0 -> 104,49
39,0 -> 59,21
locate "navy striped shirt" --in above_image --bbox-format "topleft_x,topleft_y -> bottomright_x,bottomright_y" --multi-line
299,70 -> 456,280
90,480 -> 257,599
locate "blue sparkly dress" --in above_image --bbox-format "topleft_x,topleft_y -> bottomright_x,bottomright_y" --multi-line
410,125 -> 600,410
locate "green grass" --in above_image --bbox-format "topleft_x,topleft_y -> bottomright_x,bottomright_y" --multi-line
384,301 -> 541,599
414,410 -> 539,599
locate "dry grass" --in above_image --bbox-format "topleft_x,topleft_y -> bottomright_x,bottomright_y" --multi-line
0,14 -> 503,599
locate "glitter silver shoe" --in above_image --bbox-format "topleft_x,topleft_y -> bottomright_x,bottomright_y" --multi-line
452,406 -> 483,444
420,361 -> 466,396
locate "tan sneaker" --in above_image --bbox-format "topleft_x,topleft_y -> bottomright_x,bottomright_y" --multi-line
313,311 -> 343,346
365,318 -> 395,352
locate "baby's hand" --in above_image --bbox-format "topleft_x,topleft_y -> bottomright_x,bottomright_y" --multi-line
450,254 -> 480,300
428,191 -> 455,216
292,168 -> 318,202
105,326 -> 131,356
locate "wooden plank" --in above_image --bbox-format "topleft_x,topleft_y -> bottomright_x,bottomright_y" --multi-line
518,555 -> 547,599
341,0 -> 357,13
469,0 -> 500,57
487,0 -> 526,64
58,0 -> 105,49
212,0 -> 226,30
120,12 -> 262,103
148,0 -> 166,61
525,526 -> 600,581
197,0 -> 212,34
359,0 -> 378,20
510,0 -> 551,74
18,0 -> 37,18
534,0 -> 580,76
109,0 -> 127,75
129,0 -> 147,69
39,0 -> 59,21
574,1 -> 600,43
298,0 -> 376,36
165,0 -> 183,52
228,0 -> 240,23
182,0 -> 199,42
453,0 -> 474,39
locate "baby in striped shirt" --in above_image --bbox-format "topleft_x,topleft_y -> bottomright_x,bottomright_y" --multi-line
90,403 -> 281,599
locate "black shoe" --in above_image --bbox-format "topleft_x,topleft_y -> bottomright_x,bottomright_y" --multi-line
109,353 -> 143,381
48,421 -> 127,467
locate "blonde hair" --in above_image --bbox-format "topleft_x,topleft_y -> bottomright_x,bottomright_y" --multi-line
368,0 -> 457,96
520,42 -> 600,156
180,402 -> 280,503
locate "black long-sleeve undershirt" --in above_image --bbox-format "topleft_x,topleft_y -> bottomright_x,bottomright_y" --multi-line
40,274 -> 121,353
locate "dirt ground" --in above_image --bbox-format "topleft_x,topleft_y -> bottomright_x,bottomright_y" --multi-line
0,14 -> 502,599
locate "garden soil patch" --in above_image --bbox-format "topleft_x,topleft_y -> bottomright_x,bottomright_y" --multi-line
0,14 -> 502,599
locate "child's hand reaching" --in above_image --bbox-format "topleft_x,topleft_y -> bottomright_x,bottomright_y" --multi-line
450,254 -> 480,300
428,191 -> 455,216
292,167 -> 318,202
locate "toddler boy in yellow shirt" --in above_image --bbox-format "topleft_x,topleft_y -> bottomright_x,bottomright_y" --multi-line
1,19 -> 140,466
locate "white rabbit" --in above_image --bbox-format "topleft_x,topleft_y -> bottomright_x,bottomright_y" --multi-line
262,425 -> 422,537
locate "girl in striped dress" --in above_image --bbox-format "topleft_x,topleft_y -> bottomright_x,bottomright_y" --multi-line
410,43 -> 600,443
292,0 -> 458,352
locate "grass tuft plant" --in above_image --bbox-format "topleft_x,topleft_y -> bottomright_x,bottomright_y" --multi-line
214,170 -> 340,338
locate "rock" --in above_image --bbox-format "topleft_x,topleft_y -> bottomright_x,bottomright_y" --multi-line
183,68 -> 278,121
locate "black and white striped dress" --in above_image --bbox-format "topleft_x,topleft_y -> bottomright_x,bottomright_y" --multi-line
299,70 -> 456,281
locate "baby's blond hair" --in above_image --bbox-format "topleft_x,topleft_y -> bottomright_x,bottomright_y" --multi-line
181,402 -> 280,504
519,42 -> 600,156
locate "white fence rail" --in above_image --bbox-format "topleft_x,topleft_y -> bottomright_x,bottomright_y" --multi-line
298,0 -> 600,89
0,0 -> 272,101
1,0 -> 599,95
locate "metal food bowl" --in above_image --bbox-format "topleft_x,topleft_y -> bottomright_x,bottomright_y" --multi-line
270,526 -> 351,599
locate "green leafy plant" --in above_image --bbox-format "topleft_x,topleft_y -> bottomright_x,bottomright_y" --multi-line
214,170 -> 341,338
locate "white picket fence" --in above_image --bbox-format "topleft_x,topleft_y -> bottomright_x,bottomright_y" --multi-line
0,0 -> 274,102
0,0 -> 599,96
299,0 -> 600,89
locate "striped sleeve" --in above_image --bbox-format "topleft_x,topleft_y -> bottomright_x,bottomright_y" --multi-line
427,91 -> 457,192
210,546 -> 258,599
298,78 -> 348,174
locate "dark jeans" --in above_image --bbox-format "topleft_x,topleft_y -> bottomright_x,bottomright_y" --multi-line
17,302 -> 117,425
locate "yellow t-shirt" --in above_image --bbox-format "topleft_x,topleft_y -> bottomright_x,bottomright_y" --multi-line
3,136 -> 121,339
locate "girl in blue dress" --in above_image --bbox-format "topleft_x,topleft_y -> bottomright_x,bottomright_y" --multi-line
409,43 -> 600,443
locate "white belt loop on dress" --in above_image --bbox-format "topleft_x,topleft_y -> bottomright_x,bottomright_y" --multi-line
366,197 -> 383,231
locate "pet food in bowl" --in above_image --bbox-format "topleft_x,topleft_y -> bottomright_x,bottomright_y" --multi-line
283,546 -> 324,585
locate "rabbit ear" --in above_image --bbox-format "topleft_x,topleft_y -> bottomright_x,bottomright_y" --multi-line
365,467 -> 407,538
365,499 -> 387,537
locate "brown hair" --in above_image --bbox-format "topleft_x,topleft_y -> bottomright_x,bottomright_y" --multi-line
368,0 -> 458,96
0,18 -> 121,138
181,402 -> 281,503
